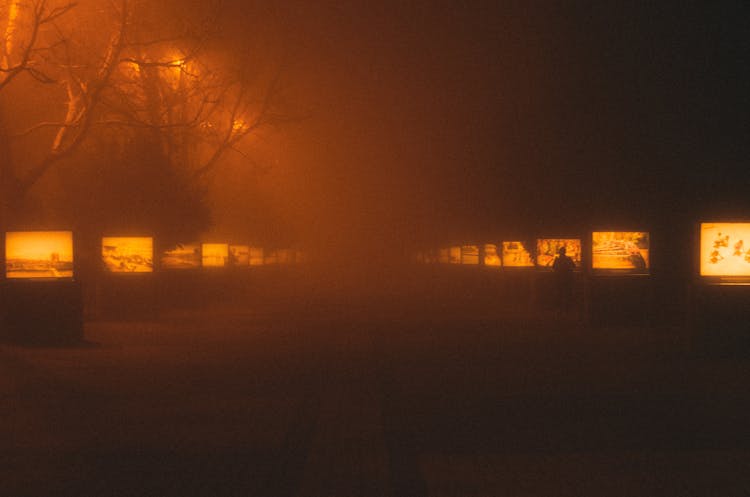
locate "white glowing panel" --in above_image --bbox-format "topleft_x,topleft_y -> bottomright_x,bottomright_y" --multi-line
700,223 -> 750,278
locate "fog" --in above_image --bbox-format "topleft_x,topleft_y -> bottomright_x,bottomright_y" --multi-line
3,3 -> 750,496
4,2 -> 748,283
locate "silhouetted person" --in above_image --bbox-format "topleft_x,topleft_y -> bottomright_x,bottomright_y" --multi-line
552,246 -> 575,315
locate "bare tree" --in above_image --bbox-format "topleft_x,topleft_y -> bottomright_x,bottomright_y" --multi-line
1,0 -> 293,226
1,0 -> 128,217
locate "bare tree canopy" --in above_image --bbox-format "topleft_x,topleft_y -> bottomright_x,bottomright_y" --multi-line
0,0 -> 293,223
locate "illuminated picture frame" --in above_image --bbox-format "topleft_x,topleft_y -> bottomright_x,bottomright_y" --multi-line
202,243 -> 229,267
501,241 -> 534,268
161,243 -> 201,269
591,231 -> 649,274
460,245 -> 479,265
699,222 -> 750,284
102,236 -> 154,273
5,231 -> 74,279
536,238 -> 582,270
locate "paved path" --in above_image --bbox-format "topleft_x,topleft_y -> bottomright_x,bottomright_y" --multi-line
1,307 -> 750,496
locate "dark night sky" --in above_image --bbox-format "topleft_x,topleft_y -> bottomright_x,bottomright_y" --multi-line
219,1 -> 750,254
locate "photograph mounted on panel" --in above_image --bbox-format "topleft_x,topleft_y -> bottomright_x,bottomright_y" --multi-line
102,237 -> 154,273
536,238 -> 582,269
449,246 -> 461,264
460,245 -> 479,265
249,247 -> 264,266
700,223 -> 750,282
264,249 -> 279,265
161,243 -> 201,269
202,243 -> 229,267
278,249 -> 295,265
438,248 -> 450,264
483,244 -> 501,267
229,245 -> 250,266
502,241 -> 534,267
592,231 -> 649,273
5,231 -> 74,279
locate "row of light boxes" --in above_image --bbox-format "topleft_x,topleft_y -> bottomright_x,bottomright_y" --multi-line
420,223 -> 750,280
427,233 -> 646,271
4,232 -> 303,279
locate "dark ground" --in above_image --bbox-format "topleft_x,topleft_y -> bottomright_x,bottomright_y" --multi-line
1,273 -> 749,497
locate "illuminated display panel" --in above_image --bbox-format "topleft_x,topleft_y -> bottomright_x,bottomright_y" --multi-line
5,231 -> 74,279
502,241 -> 534,267
229,245 -> 250,266
249,247 -> 264,266
102,237 -> 153,273
425,249 -> 438,264
536,238 -> 582,269
592,231 -> 649,273
278,249 -> 295,265
202,243 -> 229,267
449,246 -> 461,264
461,245 -> 479,265
700,223 -> 750,282
438,248 -> 450,264
161,243 -> 201,269
264,249 -> 279,265
483,244 -> 501,267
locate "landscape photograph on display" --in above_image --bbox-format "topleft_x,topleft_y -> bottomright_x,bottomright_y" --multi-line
161,243 -> 201,269
229,245 -> 250,266
102,237 -> 153,273
700,222 -> 750,279
536,238 -> 582,268
438,248 -> 450,264
483,244 -> 501,267
460,245 -> 479,265
202,244 -> 229,267
502,241 -> 534,267
278,249 -> 295,264
264,249 -> 279,265
449,246 -> 461,264
592,231 -> 649,272
249,247 -> 264,266
5,231 -> 74,279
